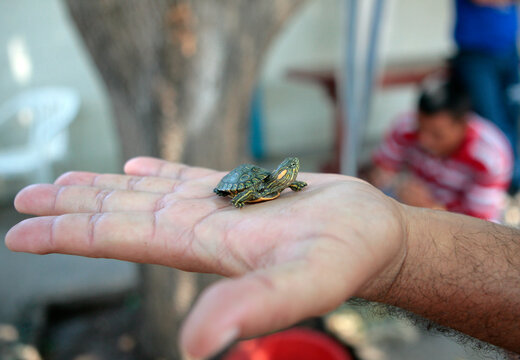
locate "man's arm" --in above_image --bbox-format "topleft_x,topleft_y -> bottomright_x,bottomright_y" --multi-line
361,205 -> 520,352
395,176 -> 445,210
4,157 -> 520,357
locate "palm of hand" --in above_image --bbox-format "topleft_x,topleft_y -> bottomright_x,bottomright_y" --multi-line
6,157 -> 405,358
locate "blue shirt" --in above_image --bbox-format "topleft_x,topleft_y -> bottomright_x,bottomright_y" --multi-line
454,0 -> 518,53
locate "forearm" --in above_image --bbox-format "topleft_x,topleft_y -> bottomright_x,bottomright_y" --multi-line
367,205 -> 520,352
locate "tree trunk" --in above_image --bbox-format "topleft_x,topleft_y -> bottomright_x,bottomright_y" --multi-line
64,0 -> 304,358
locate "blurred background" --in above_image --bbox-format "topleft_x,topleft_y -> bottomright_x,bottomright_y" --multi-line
0,0 -> 513,359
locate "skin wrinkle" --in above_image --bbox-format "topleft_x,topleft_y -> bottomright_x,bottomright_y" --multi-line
161,205 -> 200,269
176,165 -> 190,181
191,203 -> 235,275
379,244 -> 408,302
228,215 -> 292,271
153,193 -> 169,213
94,188 -> 115,213
91,173 -> 102,188
374,198 -> 410,302
247,238 -> 278,270
250,271 -> 277,292
376,231 -> 428,308
150,210 -> 159,261
157,208 -> 179,266
340,203 -> 400,276
217,222 -> 235,275
247,278 -> 293,328
195,193 -> 219,201
169,178 -> 180,194
48,216 -> 57,251
87,213 -> 104,249
155,160 -> 168,178
219,220 -> 253,276
126,175 -> 142,191
53,186 -> 66,215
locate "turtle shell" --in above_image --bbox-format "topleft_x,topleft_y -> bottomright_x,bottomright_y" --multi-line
214,164 -> 271,195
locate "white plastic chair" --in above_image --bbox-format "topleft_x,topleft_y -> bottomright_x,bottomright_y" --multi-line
0,87 -> 80,183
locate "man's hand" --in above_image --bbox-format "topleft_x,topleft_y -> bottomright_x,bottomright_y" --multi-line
5,157 -> 407,358
364,165 -> 396,190
397,177 -> 445,210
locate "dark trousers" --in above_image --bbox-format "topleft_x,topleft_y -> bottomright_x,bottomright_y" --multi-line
453,49 -> 520,188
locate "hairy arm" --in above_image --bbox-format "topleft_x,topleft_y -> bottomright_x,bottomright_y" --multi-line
362,206 -> 520,352
4,157 -> 520,356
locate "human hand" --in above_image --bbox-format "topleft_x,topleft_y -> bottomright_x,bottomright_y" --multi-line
5,157 -> 407,358
364,165 -> 396,190
397,177 -> 444,210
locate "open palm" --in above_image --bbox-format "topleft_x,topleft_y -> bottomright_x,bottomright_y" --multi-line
6,157 -> 406,358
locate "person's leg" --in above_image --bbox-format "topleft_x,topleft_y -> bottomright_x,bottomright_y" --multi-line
496,50 -> 520,192
500,50 -> 520,153
453,51 -> 520,192
453,52 -> 515,141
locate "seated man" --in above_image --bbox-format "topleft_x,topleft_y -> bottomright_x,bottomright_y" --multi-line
370,79 -> 512,221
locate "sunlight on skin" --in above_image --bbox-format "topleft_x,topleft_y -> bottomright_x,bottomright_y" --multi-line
6,157 -> 407,358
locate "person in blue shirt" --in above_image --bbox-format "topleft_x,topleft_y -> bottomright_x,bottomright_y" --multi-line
452,0 -> 520,192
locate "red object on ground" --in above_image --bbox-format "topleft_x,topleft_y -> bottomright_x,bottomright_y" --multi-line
222,328 -> 353,360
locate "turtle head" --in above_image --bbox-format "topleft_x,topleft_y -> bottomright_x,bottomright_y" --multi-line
271,157 -> 300,186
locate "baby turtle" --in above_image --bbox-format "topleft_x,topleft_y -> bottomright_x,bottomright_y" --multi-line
214,157 -> 307,208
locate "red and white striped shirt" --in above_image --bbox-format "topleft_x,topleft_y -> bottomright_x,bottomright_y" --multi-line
373,113 -> 513,221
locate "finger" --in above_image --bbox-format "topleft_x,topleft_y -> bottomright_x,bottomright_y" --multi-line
55,171 -> 181,194
5,200 -> 228,269
124,157 -> 355,189
5,213 -> 158,263
15,178 -> 225,216
124,157 -> 217,180
179,240 -> 364,358
14,184 -> 169,215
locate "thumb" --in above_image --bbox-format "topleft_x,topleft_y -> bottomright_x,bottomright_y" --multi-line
179,244 -> 364,358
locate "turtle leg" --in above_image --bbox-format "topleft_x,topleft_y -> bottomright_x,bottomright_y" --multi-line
289,181 -> 307,191
248,191 -> 281,203
231,189 -> 259,208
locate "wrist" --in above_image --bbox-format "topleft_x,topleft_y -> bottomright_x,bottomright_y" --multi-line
354,198 -> 411,303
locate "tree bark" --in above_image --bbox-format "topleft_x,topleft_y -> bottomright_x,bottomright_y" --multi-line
65,0 -> 304,358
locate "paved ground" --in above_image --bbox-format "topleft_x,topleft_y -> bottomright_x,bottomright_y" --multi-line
0,206 -> 138,324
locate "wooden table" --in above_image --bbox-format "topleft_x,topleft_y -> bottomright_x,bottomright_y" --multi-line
287,60 -> 446,173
